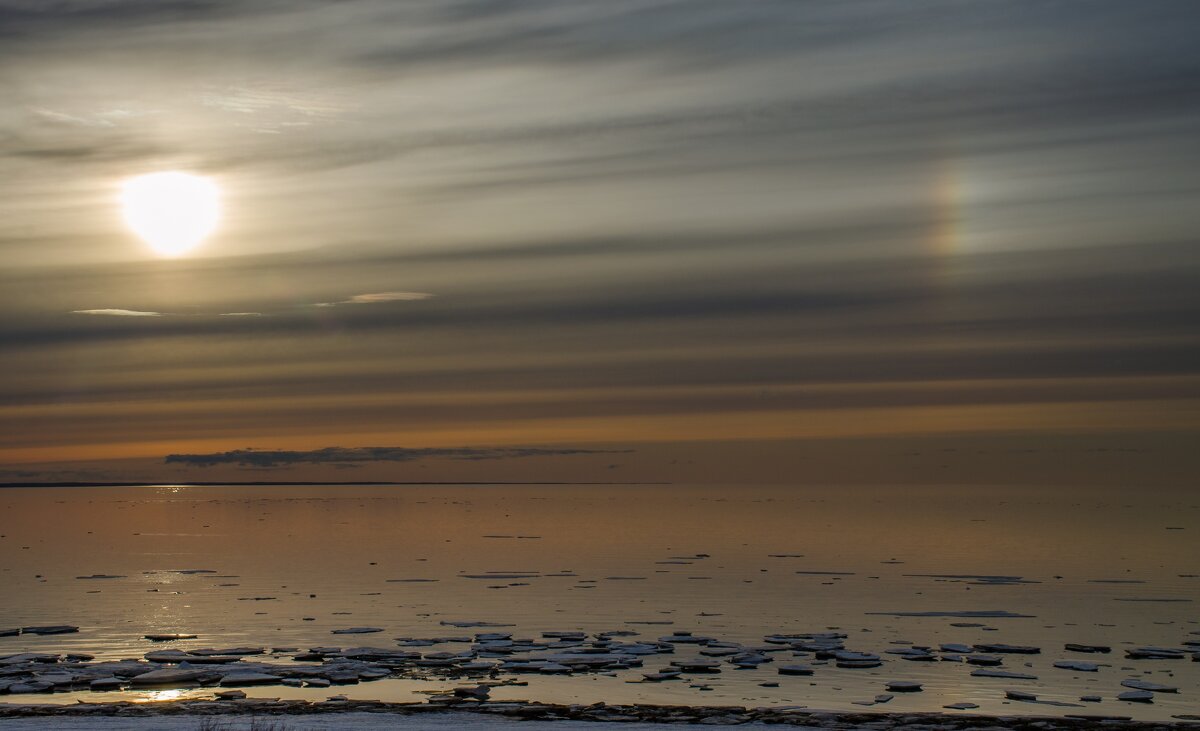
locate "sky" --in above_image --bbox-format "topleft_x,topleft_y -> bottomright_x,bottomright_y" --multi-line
2,0 -> 1199,485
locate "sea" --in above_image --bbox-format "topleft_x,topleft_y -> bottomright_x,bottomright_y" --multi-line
1,483 -> 1197,721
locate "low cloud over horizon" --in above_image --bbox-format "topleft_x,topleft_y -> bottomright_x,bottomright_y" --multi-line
165,446 -> 634,469
72,308 -> 163,317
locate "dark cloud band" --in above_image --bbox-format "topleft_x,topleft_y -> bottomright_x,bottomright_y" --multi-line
165,446 -> 633,468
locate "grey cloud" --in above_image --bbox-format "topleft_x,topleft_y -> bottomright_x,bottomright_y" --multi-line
8,337 -> 1200,419
202,56 -> 1200,178
14,287 -> 906,348
68,298 -> 425,320
71,308 -> 163,317
5,234 -> 1193,354
315,291 -> 435,307
348,2 -> 1057,72
178,72 -> 1200,216
0,1 -> 253,44
2,134 -> 169,165
10,0 -> 1198,184
9,340 -> 1200,434
165,446 -> 633,468
0,1 -> 891,67
346,291 -> 433,304
33,108 -> 121,128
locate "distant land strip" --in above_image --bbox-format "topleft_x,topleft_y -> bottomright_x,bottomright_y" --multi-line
0,481 -> 672,489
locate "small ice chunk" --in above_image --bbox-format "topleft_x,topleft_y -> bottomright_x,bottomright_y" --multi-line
972,668 -> 1038,680
218,671 -> 283,686
974,643 -> 1040,654
1120,679 -> 1177,692
777,664 -> 814,675
1054,660 -> 1099,672
452,685 -> 490,699
886,681 -> 922,692
130,668 -> 208,686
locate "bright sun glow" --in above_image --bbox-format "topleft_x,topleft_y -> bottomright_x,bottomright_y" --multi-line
121,171 -> 220,257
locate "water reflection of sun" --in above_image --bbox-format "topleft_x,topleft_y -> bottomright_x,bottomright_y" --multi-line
136,688 -> 189,703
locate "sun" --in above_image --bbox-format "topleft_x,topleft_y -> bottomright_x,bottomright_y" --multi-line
121,171 -> 220,257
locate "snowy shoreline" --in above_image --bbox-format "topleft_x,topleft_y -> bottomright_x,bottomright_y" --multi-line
2,698 -> 1196,730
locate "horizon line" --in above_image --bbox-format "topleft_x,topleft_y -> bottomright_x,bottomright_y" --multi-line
0,480 -> 674,489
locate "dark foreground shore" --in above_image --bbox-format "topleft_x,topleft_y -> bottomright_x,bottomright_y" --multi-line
2,698 -> 1198,730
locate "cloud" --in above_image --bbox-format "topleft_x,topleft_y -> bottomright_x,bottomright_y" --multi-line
314,291 -> 434,307
71,309 -> 270,319
346,291 -> 433,303
165,445 -> 633,468
33,108 -> 114,128
71,309 -> 267,319
71,308 -> 163,317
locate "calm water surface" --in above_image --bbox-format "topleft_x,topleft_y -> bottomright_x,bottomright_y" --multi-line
1,484 -> 1197,720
